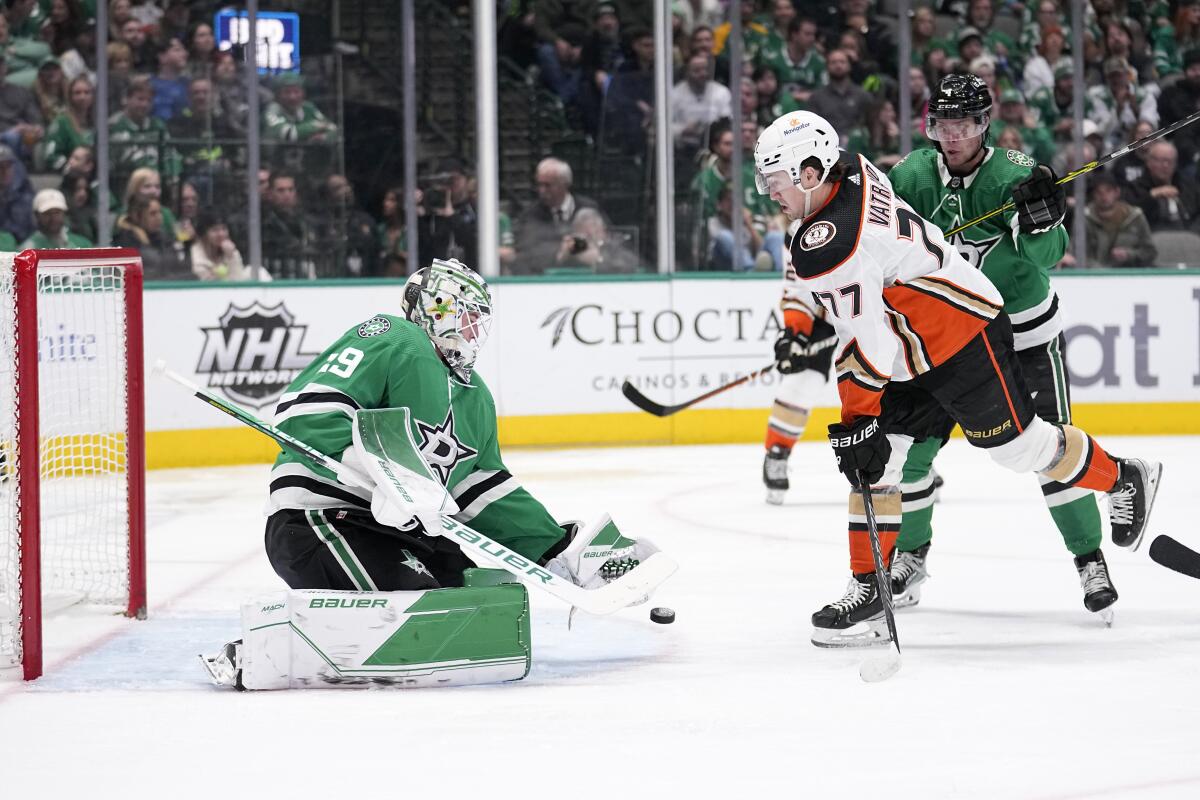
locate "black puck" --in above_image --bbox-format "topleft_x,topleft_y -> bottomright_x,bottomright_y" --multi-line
650,606 -> 675,624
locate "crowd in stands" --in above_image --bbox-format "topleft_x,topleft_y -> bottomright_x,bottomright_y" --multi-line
2,1 -> 1199,277
497,0 -> 1200,272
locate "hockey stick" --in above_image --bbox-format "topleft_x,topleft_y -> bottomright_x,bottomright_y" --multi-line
1148,535 -> 1200,581
153,362 -> 677,615
946,106 -> 1200,238
857,475 -> 902,683
621,362 -> 776,417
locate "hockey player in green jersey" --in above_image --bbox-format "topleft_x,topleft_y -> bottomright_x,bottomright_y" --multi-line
886,73 -> 1120,619
202,258 -> 664,689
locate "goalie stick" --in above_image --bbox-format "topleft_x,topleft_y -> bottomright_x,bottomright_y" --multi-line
857,475 -> 902,683
1148,535 -> 1200,581
154,361 -> 677,615
621,362 -> 776,417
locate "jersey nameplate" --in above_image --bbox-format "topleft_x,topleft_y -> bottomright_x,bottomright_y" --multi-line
357,316 -> 392,338
801,221 -> 837,250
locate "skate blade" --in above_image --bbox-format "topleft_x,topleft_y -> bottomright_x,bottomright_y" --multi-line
765,489 -> 785,506
198,652 -> 235,687
1098,607 -> 1114,627
811,618 -> 889,648
860,648 -> 902,682
1128,462 -> 1163,553
892,580 -> 924,610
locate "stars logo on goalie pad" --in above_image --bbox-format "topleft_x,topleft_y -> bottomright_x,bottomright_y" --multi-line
416,407 -> 478,484
401,549 -> 431,577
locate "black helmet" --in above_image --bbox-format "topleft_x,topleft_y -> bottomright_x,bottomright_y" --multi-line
927,74 -> 992,143
929,73 -> 992,119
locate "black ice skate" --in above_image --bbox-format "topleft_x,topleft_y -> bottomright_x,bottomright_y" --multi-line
1107,458 -> 1163,551
890,542 -> 931,609
199,640 -> 245,690
1074,549 -> 1118,626
811,573 -> 889,647
763,445 -> 789,505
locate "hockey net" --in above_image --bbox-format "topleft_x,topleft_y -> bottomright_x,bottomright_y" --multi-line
0,249 -> 145,681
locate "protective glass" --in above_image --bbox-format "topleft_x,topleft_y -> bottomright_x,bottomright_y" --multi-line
755,169 -> 795,195
925,113 -> 989,142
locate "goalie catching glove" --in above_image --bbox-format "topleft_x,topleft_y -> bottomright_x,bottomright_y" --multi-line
1012,164 -> 1066,234
546,513 -> 661,592
774,316 -> 837,375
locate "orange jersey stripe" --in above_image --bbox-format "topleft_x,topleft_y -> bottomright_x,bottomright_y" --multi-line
882,284 -> 991,367
783,307 -> 814,335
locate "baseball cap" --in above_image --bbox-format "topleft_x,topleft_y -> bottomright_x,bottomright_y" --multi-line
999,88 -> 1024,104
274,72 -> 304,88
34,189 -> 68,214
957,26 -> 984,46
1082,119 -> 1101,138
594,2 -> 618,19
1053,58 -> 1074,79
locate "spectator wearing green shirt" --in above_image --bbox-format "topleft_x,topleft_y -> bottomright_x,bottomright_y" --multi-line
909,7 -> 948,68
1028,61 -> 1076,139
21,188 -> 91,249
0,12 -> 50,88
961,0 -> 1019,76
4,0 -> 44,43
262,73 -> 338,144
42,74 -> 93,172
712,0 -> 771,63
755,0 -> 796,67
109,76 -> 177,178
758,16 -> 825,109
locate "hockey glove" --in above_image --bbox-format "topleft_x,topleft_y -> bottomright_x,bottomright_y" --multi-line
1012,164 -> 1066,234
545,514 -> 660,591
774,318 -> 838,375
828,416 -> 890,487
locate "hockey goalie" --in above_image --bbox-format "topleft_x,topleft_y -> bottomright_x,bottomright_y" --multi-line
201,258 -> 665,690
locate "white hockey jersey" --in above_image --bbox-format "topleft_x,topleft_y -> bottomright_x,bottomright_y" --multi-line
787,155 -> 1004,424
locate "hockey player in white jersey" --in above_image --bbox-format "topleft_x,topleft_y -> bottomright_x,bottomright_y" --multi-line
753,111 -> 1163,646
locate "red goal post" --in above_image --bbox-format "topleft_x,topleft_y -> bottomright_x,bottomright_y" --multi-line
1,249 -> 146,681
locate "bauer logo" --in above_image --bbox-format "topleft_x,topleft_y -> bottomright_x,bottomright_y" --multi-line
196,302 -> 320,409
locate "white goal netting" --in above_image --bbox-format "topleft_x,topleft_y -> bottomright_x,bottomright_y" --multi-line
0,254 -> 138,671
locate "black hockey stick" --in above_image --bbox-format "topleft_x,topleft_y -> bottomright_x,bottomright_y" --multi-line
858,474 -> 902,682
1149,535 -> 1200,580
621,363 -> 775,417
946,106 -> 1200,238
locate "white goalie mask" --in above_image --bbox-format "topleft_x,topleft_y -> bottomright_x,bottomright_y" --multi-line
754,111 -> 841,217
402,258 -> 493,381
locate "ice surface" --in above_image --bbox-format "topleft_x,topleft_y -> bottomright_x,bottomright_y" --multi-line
3,437 -> 1200,799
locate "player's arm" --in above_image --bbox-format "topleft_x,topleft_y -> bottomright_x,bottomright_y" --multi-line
1009,164 -> 1068,266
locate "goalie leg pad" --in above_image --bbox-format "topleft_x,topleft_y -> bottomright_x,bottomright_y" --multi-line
235,585 -> 530,690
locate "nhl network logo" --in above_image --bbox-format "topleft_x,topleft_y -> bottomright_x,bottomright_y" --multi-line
196,302 -> 319,408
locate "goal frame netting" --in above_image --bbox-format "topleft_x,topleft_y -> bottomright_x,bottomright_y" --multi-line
4,248 -> 146,681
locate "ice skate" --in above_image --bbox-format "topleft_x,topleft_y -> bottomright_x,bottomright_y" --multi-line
1074,549 -> 1117,626
200,640 -> 244,690
811,573 -> 890,647
763,445 -> 789,505
1107,458 -> 1163,551
890,542 -> 930,609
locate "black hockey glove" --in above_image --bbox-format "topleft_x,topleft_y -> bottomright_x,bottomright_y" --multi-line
1012,164 -> 1066,235
774,318 -> 837,375
828,416 -> 890,487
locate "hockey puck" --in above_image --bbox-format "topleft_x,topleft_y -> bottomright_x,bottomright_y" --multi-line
650,607 -> 675,624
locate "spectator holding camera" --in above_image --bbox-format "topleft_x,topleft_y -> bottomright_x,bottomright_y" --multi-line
557,207 -> 638,273
515,156 -> 602,274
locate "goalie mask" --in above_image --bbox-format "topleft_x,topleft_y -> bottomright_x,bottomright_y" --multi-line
402,258 -> 493,381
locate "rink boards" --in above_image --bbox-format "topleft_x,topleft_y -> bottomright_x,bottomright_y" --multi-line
140,271 -> 1200,468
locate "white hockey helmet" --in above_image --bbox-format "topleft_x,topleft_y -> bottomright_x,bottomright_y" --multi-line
402,258 -> 493,380
754,111 -> 841,196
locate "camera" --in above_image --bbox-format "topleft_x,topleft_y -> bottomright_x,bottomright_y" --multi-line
424,187 -> 447,209
570,235 -> 589,254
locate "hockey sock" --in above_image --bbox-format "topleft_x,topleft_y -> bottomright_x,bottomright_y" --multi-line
849,489 -> 901,573
1042,425 -> 1120,493
1038,475 -> 1104,555
765,407 -> 805,451
895,437 -> 942,551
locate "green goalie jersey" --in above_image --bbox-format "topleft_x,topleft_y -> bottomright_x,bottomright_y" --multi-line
267,314 -> 565,562
887,147 -> 1068,350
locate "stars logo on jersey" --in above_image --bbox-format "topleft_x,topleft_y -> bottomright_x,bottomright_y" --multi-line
401,549 -> 431,577
947,230 -> 1003,270
357,316 -> 391,338
1007,150 -> 1036,168
416,407 -> 478,485
800,221 -> 837,250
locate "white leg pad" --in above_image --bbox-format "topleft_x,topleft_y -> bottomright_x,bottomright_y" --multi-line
984,415 -> 1060,474
239,587 -> 530,690
775,369 -> 828,408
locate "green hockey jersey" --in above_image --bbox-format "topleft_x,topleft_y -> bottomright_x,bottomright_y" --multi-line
887,147 -> 1067,350
267,314 -> 565,562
